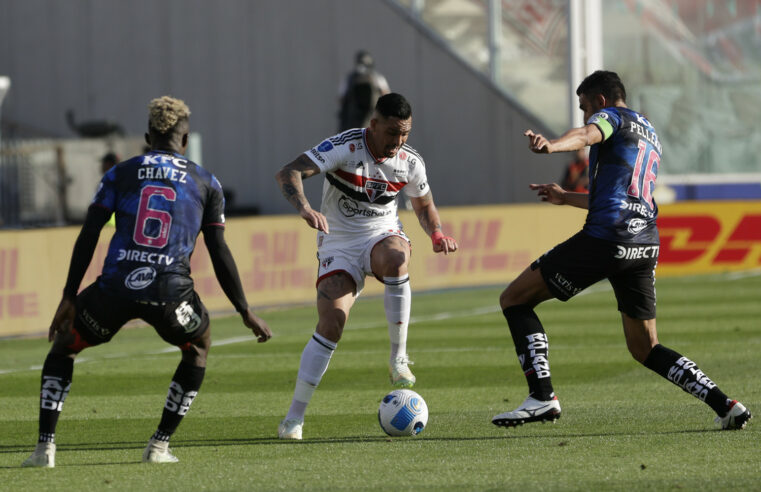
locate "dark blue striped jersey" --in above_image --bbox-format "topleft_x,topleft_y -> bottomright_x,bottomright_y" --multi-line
584,107 -> 661,244
91,150 -> 225,301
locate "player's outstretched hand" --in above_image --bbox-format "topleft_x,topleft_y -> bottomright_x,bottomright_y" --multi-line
431,231 -> 458,255
241,308 -> 273,343
300,207 -> 329,233
49,297 -> 76,342
524,129 -> 552,154
529,183 -> 566,205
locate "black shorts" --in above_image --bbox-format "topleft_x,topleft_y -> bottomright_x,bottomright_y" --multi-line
531,231 -> 658,319
73,283 -> 210,347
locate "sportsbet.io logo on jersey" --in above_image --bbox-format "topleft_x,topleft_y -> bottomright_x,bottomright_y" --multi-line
124,266 -> 157,290
338,196 -> 391,218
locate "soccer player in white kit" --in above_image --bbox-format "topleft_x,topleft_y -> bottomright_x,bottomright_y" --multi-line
275,93 -> 458,439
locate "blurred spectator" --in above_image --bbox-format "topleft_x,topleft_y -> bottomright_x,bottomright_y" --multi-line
337,50 -> 390,131
561,148 -> 589,192
100,151 -> 119,174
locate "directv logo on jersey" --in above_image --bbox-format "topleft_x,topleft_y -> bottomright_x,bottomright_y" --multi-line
614,245 -> 659,260
620,200 -> 655,218
125,266 -> 157,290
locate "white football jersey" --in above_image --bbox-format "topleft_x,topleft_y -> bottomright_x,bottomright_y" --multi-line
304,128 -> 430,234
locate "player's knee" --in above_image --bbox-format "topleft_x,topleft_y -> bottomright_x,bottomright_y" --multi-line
499,287 -> 520,310
376,250 -> 408,277
316,318 -> 344,343
629,347 -> 647,364
180,339 -> 210,367
626,340 -> 654,364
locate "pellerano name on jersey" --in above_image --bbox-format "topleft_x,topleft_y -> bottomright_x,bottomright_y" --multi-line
628,121 -> 662,154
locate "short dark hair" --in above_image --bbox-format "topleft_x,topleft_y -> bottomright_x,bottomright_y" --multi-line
576,70 -> 626,103
375,93 -> 412,120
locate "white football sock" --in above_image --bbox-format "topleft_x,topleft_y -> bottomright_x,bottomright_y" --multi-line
384,275 -> 410,364
285,333 -> 336,421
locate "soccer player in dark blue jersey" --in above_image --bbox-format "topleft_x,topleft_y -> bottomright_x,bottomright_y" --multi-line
22,96 -> 272,468
492,71 -> 750,431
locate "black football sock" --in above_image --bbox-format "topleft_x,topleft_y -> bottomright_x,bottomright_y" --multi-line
643,344 -> 732,416
37,353 -> 74,443
152,361 -> 205,441
503,305 -> 555,401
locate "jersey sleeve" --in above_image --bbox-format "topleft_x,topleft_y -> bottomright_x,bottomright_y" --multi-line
402,155 -> 430,198
90,168 -> 117,211
304,136 -> 350,173
586,108 -> 622,143
202,175 -> 226,228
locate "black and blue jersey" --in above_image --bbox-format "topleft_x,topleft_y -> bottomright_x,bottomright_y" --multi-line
584,107 -> 661,244
91,150 -> 225,302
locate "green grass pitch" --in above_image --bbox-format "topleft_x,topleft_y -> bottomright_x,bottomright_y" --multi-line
1,272 -> 759,490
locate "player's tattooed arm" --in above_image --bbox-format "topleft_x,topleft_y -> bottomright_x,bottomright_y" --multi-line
410,192 -> 459,254
410,191 -> 441,235
275,154 -> 319,211
275,155 -> 329,232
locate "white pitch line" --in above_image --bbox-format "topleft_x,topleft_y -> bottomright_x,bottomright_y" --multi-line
725,269 -> 761,280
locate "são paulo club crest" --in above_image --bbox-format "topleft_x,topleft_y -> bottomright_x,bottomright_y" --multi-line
365,179 -> 388,202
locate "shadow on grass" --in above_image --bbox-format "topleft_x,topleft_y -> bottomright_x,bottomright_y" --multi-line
1,426 -> 717,457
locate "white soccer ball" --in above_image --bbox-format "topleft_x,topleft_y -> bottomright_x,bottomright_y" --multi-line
378,389 -> 428,436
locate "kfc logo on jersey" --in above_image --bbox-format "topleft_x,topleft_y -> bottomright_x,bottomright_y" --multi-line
365,180 -> 388,202
636,114 -> 652,128
125,266 -> 157,290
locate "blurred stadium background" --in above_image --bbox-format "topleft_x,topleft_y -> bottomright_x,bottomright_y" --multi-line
1,0 -> 760,337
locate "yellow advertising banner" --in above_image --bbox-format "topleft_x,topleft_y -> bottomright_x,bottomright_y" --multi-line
2,201 -> 759,338
656,201 -> 761,276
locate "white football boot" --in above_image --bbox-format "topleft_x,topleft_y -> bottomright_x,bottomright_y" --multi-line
389,355 -> 416,388
21,442 -> 56,468
492,395 -> 561,427
278,419 -> 303,440
142,438 -> 179,463
715,400 -> 752,430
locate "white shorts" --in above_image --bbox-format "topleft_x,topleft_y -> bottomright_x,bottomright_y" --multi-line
316,228 -> 410,294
